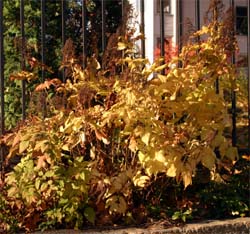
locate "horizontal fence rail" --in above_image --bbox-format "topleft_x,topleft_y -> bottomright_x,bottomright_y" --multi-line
0,0 -> 249,163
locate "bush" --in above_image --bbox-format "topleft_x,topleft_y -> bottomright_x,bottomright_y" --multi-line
0,15 -> 241,232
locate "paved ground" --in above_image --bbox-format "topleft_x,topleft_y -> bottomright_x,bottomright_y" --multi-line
29,217 -> 250,234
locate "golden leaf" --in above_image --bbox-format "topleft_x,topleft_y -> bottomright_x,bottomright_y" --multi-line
117,42 -> 127,50
133,174 -> 150,187
129,136 -> 137,152
200,147 -> 216,170
155,150 -> 165,163
182,171 -> 192,188
225,147 -> 238,161
141,132 -> 150,146
19,140 -> 30,154
166,164 -> 176,177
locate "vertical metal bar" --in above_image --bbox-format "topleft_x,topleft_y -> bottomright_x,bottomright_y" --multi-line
0,0 -> 4,178
0,0 -> 4,136
247,0 -> 250,153
82,0 -> 86,69
195,0 -> 200,31
177,0 -> 183,69
41,0 -> 46,118
213,1 -> 219,94
231,0 -> 237,147
20,0 -> 26,120
177,0 -> 183,53
61,0 -> 66,81
121,0 -> 124,18
41,0 -> 45,83
160,0 -> 165,75
140,0 -> 145,58
101,0 -> 106,53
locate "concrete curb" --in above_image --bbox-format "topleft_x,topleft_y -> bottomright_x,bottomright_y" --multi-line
30,217 -> 250,234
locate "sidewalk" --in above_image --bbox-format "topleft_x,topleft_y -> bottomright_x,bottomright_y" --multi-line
30,217 -> 250,234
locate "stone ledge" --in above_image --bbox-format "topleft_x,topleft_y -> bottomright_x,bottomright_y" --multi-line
30,217 -> 250,234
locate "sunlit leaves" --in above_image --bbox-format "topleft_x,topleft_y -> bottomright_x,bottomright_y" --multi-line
0,10 -> 240,230
106,195 -> 127,214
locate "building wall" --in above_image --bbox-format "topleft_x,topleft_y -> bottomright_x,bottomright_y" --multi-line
129,0 -> 248,65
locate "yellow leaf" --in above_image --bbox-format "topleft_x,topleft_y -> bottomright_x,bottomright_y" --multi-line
95,129 -> 110,145
19,140 -> 29,154
138,151 -> 146,162
117,42 -> 127,50
242,155 -> 250,161
157,74 -> 167,83
133,174 -> 150,187
166,164 -> 176,177
126,91 -> 136,105
129,136 -> 137,152
225,147 -> 238,161
155,150 -> 165,163
182,171 -> 192,188
141,132 -> 150,146
154,64 -> 167,72
200,147 -> 216,170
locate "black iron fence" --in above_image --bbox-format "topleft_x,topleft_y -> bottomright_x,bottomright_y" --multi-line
0,0 -> 249,156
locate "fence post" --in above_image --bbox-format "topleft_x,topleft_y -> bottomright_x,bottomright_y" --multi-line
0,0 -> 4,135
20,0 -> 26,120
41,0 -> 46,118
82,0 -> 86,69
231,0 -> 237,147
160,0 -> 165,75
177,0 -> 182,54
41,0 -> 45,83
0,0 -> 4,179
101,0 -> 106,54
140,0 -> 145,58
248,0 -> 250,154
61,0 -> 66,81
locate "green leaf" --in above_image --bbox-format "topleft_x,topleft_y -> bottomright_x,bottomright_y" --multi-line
84,207 -> 95,224
172,211 -> 181,220
35,179 -> 40,190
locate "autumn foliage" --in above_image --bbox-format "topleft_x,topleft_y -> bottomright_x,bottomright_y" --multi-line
0,6 -> 248,232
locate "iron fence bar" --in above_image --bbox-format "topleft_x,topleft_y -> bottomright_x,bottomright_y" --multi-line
82,0 -> 86,69
20,0 -> 26,120
177,0 -> 183,69
248,0 -> 250,154
121,0 -> 125,36
140,0 -> 145,58
0,0 -> 4,136
195,0 -> 200,31
177,0 -> 182,54
41,0 -> 46,118
231,0 -> 237,147
41,0 -> 45,82
101,0 -> 106,54
213,1 -> 220,94
160,0 -> 165,75
0,0 -> 4,179
122,0 -> 124,18
61,0 -> 66,81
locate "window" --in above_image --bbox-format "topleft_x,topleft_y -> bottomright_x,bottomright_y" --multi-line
157,0 -> 171,14
236,6 -> 248,35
